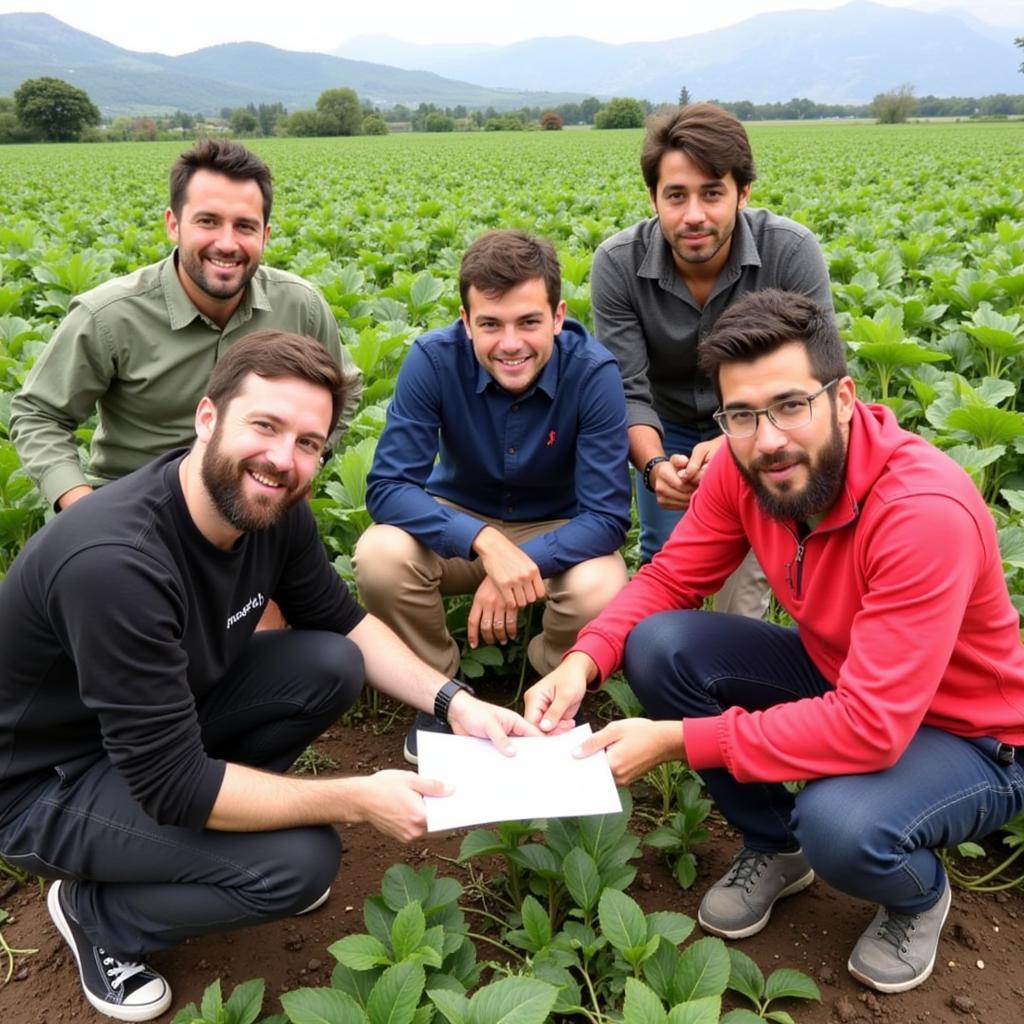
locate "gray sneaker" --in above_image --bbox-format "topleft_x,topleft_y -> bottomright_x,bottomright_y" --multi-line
698,847 -> 815,939
847,877 -> 951,993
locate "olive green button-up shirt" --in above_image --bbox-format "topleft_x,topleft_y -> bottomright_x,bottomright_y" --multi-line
11,254 -> 360,507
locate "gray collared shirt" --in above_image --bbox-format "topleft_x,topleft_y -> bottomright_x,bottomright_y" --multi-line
591,209 -> 832,434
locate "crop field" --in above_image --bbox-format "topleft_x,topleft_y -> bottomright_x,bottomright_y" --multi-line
1,121 -> 1024,1023
2,122 -> 1023,593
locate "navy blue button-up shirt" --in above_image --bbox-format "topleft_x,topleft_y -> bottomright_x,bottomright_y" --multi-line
366,319 -> 630,578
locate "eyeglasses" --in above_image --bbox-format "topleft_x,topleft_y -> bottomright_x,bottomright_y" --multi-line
713,379 -> 838,439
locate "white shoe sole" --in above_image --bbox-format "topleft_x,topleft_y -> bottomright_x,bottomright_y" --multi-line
48,882 -> 172,1023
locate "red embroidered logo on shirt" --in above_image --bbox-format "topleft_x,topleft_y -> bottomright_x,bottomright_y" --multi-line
547,431 -> 556,446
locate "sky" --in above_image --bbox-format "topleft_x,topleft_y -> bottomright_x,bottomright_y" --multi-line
2,0 -> 1021,54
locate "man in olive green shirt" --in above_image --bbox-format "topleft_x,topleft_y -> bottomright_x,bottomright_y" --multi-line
11,139 -> 360,510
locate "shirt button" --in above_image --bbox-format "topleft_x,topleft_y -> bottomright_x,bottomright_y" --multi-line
507,446 -> 516,455
511,404 -> 519,412
506,507 -> 514,514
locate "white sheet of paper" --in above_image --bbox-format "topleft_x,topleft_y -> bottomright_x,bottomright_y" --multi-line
418,724 -> 621,832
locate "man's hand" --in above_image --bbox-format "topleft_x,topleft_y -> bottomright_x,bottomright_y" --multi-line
468,575 -> 520,648
653,436 -> 727,511
347,770 -> 450,842
524,652 -> 595,733
574,719 -> 684,786
447,690 -> 541,755
472,527 -> 544,607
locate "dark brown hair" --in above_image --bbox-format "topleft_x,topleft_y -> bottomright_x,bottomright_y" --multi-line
170,139 -> 273,223
206,331 -> 354,437
699,290 -> 846,399
459,230 -> 562,313
641,103 -> 757,195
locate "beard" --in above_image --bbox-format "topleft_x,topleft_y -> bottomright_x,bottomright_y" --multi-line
178,247 -> 258,301
732,409 -> 847,523
200,426 -> 309,533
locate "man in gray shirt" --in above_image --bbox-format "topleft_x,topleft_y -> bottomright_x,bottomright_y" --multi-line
591,104 -> 832,613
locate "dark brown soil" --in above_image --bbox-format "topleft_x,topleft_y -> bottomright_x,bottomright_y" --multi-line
2,705 -> 1022,1024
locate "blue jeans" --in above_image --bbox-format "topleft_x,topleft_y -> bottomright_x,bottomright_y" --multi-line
634,419 -> 711,564
625,610 -> 1024,913
0,630 -> 362,956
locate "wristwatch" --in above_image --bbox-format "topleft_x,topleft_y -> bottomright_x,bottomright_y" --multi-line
433,678 -> 475,724
642,455 -> 670,492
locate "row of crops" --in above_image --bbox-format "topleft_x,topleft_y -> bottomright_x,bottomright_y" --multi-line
1,123 -> 1023,607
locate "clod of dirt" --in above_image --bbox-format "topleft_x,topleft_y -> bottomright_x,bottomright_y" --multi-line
951,994 -> 976,1014
953,922 -> 980,949
833,995 -> 859,1022
817,965 -> 838,985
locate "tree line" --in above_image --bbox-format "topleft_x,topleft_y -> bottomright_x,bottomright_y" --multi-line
3,76 -> 1023,145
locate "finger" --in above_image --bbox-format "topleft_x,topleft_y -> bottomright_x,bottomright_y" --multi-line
522,684 -> 549,726
572,725 -> 616,758
504,712 -> 542,738
413,775 -> 453,797
504,611 -> 518,640
467,603 -> 482,648
539,692 -> 581,734
481,716 -> 516,757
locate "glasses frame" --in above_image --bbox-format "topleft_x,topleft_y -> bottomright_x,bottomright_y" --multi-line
713,378 -> 839,439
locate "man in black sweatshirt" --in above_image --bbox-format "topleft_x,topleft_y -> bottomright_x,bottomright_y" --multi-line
0,330 -> 535,1022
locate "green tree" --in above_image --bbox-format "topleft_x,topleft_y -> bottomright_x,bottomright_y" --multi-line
362,112 -> 388,135
229,108 -> 259,135
315,87 -> 362,136
13,76 -> 100,141
283,109 -> 320,136
678,85 -> 691,106
1017,37 -> 1023,73
872,84 -> 917,124
579,96 -> 602,123
594,97 -> 646,129
424,111 -> 455,132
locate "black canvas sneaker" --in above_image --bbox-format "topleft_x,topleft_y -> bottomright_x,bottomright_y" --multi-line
47,880 -> 172,1022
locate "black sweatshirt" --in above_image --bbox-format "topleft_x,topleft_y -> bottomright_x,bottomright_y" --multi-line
0,450 -> 365,829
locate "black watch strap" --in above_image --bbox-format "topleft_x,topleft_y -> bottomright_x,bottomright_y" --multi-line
642,455 -> 669,492
434,678 -> 475,725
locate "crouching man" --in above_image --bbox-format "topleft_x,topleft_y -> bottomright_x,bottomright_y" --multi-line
354,230 -> 630,763
526,290 -> 1024,994
0,331 -> 536,1021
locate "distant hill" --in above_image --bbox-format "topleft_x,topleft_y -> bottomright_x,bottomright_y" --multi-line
334,1 -> 1023,104
0,12 -> 592,117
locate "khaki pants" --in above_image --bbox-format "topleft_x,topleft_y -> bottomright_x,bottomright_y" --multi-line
353,512 -> 628,679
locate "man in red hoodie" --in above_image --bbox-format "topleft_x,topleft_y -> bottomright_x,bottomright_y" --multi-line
525,289 -> 1024,994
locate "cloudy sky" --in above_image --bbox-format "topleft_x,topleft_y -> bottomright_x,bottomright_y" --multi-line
2,0 -> 1020,54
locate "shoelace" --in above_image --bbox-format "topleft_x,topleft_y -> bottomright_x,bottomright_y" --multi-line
99,951 -> 148,989
725,849 -> 768,891
875,911 -> 915,953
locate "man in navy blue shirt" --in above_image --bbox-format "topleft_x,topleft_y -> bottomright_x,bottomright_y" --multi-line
353,231 -> 631,763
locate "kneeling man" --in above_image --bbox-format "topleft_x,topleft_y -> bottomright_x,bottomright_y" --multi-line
355,230 -> 631,763
0,331 -> 536,1022
527,290 -> 1024,994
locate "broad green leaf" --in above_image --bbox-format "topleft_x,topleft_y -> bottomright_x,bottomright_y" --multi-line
562,847 -> 601,912
646,911 -> 695,947
765,1011 -> 797,1024
726,948 -> 764,1004
281,986 -> 369,1024
200,979 -> 224,1023
457,829 -> 505,860
720,1010 -> 769,1024
390,902 -> 427,961
998,526 -> 1024,570
467,976 -> 557,1024
622,978 -> 667,1024
520,894 -> 552,949
671,936 -> 732,1002
641,938 -> 681,1001
409,273 -> 445,313
366,962 -> 426,1024
508,843 -> 560,876
381,864 -> 430,911
945,406 -> 1024,448
763,967 -> 821,1003
330,934 -> 392,971
223,978 -> 265,1024
598,888 -> 647,952
667,996 -> 722,1024
364,895 -> 395,946
427,988 -> 469,1024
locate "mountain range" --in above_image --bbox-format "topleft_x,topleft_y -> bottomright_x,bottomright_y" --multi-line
1,3 -> 1020,118
334,2 -> 1023,105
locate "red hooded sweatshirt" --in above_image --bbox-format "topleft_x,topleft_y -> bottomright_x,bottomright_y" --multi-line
573,402 -> 1024,782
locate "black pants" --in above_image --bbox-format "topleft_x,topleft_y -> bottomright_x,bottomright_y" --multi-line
0,630 -> 363,956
